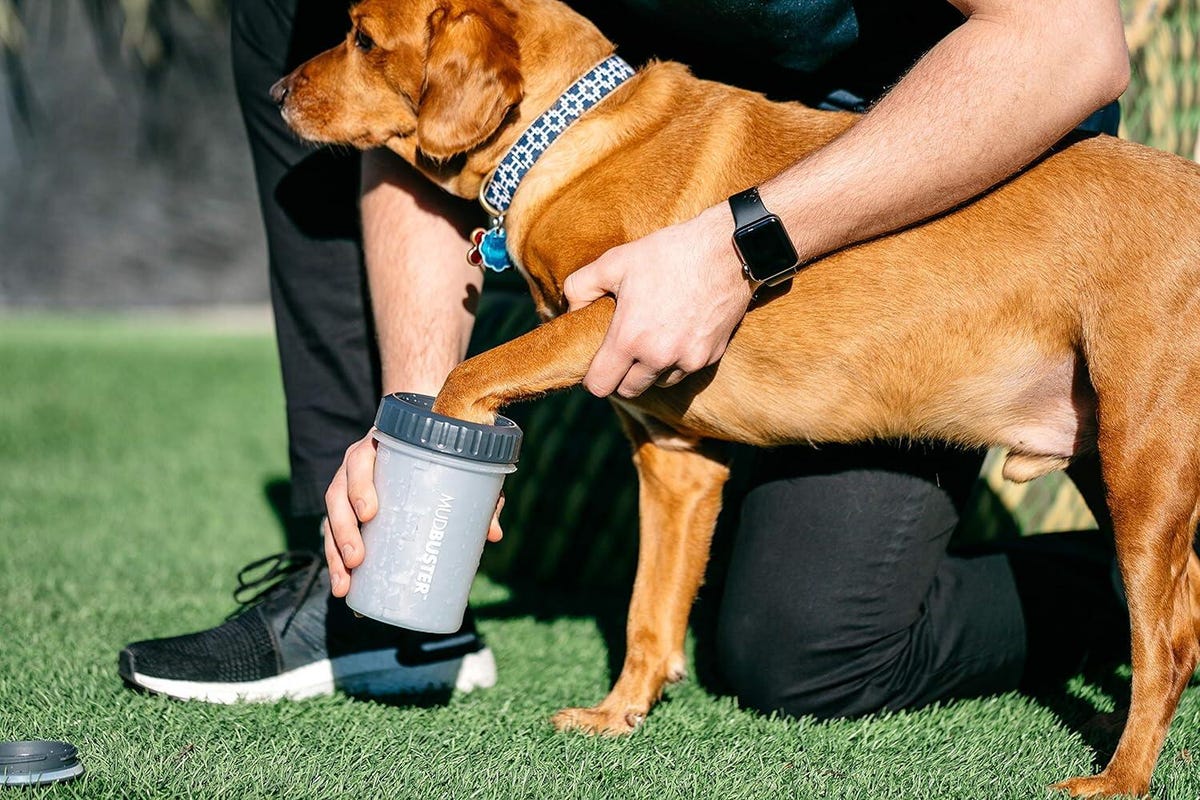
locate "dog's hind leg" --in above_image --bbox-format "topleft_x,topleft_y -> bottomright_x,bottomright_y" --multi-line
1052,427 -> 1200,797
1065,455 -> 1200,659
1188,550 -> 1200,644
551,418 -> 730,734
431,298 -> 615,423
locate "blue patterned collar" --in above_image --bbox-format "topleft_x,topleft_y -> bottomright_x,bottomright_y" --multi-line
466,54 -> 635,273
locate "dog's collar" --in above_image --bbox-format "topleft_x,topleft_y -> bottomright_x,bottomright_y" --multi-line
467,54 -> 635,272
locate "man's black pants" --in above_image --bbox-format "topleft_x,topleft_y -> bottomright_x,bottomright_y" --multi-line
228,0 -> 1063,720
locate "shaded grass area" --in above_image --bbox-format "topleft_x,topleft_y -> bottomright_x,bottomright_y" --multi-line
2,316 -> 1199,799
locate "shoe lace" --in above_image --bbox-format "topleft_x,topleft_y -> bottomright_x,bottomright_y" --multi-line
229,550 -> 323,636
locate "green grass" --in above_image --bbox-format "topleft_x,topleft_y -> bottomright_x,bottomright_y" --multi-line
2,316 -> 1199,799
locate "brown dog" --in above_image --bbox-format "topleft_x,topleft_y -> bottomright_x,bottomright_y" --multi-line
274,0 -> 1200,795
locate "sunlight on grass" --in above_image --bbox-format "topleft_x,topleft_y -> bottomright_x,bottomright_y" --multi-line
1,316 -> 1198,799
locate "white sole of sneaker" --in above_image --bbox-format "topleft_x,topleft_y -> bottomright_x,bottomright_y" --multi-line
128,647 -> 497,703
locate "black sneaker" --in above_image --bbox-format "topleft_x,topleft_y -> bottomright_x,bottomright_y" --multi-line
118,551 -> 496,703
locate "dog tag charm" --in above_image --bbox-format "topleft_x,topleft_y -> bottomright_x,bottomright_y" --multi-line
466,223 -> 511,273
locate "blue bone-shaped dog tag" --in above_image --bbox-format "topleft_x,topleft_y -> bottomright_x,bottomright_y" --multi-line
466,225 -> 512,273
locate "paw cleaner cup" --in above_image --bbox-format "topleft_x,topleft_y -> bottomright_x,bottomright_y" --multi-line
346,393 -> 522,633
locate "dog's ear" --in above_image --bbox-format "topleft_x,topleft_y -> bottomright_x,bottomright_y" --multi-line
417,3 -> 523,161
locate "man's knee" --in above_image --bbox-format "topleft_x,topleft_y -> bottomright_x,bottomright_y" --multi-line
715,602 -> 908,720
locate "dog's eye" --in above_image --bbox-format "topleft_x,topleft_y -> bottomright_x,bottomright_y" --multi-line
354,30 -> 374,52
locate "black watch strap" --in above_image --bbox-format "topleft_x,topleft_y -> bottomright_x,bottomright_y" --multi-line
729,187 -> 770,229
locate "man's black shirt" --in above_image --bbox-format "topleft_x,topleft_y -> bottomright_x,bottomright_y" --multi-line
567,0 -> 964,108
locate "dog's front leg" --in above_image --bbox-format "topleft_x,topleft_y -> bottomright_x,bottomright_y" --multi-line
553,426 -> 730,735
430,297 -> 729,734
431,298 -> 615,423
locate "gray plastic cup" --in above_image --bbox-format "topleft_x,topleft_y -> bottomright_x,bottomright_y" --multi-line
345,393 -> 522,634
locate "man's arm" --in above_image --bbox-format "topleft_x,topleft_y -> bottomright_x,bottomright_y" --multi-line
361,150 -> 482,395
565,0 -> 1130,398
325,150 -> 483,594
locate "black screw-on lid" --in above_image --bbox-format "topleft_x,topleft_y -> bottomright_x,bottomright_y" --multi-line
0,740 -> 84,786
374,393 -> 522,465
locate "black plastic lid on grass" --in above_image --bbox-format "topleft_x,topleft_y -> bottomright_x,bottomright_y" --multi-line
0,740 -> 84,786
373,392 -> 522,466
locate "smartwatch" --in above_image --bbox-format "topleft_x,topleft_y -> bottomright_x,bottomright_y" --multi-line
728,187 -> 801,289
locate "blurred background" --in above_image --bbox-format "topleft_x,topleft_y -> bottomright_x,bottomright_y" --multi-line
0,0 -> 1197,580
0,0 -> 262,306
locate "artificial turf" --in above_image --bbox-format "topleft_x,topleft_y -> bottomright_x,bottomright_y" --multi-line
1,315 -> 1197,799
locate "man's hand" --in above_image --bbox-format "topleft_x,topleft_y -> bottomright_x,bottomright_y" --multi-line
323,433 -> 376,597
324,430 -> 505,598
564,203 -> 753,398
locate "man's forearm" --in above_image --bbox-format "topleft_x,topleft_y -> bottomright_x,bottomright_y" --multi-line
759,0 -> 1130,262
360,150 -> 483,396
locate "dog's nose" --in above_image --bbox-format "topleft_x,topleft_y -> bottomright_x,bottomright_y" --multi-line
269,77 -> 290,107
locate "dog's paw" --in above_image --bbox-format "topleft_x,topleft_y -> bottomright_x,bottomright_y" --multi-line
1051,772 -> 1148,798
429,398 -> 497,425
551,705 -> 645,736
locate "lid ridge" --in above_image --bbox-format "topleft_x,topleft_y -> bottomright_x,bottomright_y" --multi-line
373,393 -> 522,465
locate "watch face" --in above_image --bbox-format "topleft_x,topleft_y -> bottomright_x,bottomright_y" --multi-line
734,216 -> 799,282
